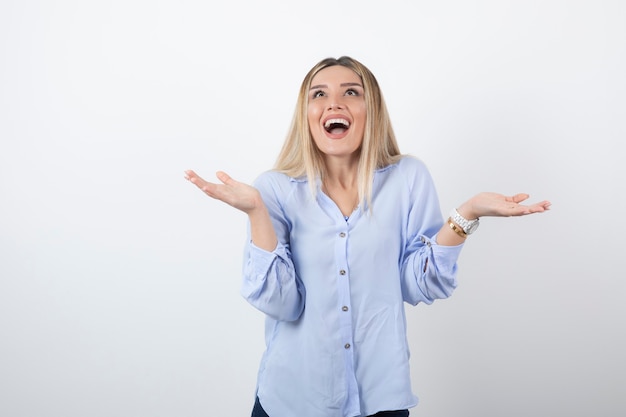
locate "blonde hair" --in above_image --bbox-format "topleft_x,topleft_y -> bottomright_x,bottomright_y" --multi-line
274,56 -> 402,210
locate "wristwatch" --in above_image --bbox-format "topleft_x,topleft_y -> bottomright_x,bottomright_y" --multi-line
449,208 -> 480,235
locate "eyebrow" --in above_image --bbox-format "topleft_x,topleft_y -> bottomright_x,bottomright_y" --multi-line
310,82 -> 364,90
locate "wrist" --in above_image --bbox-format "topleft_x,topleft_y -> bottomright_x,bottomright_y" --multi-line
449,207 -> 480,235
447,217 -> 468,238
247,202 -> 269,219
456,203 -> 478,221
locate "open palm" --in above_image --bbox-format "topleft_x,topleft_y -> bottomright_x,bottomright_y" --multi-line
184,170 -> 262,214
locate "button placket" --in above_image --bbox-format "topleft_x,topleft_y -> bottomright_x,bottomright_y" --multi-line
333,221 -> 359,408
336,225 -> 355,348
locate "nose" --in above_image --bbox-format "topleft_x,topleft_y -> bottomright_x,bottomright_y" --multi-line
327,102 -> 344,111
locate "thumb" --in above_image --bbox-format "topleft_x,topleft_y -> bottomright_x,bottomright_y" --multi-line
511,193 -> 530,203
216,171 -> 233,185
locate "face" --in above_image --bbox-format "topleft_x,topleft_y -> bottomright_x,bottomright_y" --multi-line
307,65 -> 366,161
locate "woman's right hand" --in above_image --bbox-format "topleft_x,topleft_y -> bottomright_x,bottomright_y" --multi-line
184,170 -> 263,214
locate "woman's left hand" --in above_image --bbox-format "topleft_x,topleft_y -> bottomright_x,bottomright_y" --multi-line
458,192 -> 551,219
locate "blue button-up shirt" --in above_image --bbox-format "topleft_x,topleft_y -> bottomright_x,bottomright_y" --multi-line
241,156 -> 463,417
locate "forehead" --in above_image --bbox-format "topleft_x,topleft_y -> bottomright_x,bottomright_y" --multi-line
310,65 -> 361,86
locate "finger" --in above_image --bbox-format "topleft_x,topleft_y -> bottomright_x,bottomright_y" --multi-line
185,171 -> 220,198
184,170 -> 201,184
216,171 -> 234,185
184,170 -> 234,203
200,182 -> 221,198
185,171 -> 208,188
528,201 -> 552,213
184,169 -> 207,182
514,201 -> 550,215
511,193 -> 530,203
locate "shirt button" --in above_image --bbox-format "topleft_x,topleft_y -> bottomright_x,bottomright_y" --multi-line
342,306 -> 349,312
344,343 -> 351,349
339,232 -> 346,238
339,269 -> 346,275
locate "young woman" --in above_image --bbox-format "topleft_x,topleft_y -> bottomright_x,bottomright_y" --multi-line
185,56 -> 550,417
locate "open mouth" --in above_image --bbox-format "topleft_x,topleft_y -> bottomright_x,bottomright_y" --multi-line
324,118 -> 350,135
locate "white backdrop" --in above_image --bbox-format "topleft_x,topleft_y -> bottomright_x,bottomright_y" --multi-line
1,1 -> 624,416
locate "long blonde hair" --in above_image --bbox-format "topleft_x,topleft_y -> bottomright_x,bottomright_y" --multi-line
274,56 -> 402,209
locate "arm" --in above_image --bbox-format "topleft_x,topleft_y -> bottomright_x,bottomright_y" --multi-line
399,160 -> 461,305
404,193 -> 552,304
185,169 -> 304,321
399,158 -> 551,305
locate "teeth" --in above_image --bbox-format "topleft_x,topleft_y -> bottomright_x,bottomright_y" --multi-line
324,118 -> 350,128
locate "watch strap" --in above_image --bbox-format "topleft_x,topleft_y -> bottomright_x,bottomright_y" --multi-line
449,208 -> 479,235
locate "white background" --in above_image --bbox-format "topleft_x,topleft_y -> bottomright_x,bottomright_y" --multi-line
1,1 -> 624,416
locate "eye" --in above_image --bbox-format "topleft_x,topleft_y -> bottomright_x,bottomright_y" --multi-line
312,90 -> 325,99
345,89 -> 360,96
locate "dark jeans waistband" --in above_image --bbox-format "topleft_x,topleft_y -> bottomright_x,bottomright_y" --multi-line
251,396 -> 409,417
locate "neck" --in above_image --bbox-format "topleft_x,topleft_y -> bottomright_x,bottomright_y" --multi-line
322,155 -> 359,188
322,161 -> 360,218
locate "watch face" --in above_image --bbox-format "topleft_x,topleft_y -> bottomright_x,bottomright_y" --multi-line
467,221 -> 479,234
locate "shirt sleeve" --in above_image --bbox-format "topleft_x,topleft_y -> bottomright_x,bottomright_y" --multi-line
399,158 -> 464,305
240,172 -> 305,321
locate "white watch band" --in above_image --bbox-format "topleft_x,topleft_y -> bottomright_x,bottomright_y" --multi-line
449,208 -> 479,235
